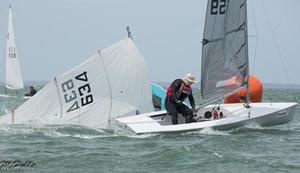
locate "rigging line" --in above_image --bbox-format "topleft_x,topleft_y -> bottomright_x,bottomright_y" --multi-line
260,0 -> 297,102
250,0 -> 258,73
260,0 -> 290,82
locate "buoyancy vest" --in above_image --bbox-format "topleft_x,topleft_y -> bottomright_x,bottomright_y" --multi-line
165,79 -> 195,108
176,82 -> 192,101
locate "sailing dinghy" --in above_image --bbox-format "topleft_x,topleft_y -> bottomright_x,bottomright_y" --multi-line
116,0 -> 298,134
1,5 -> 24,97
0,37 -> 154,128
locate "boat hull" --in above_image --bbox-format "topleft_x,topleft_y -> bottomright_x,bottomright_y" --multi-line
116,102 -> 298,134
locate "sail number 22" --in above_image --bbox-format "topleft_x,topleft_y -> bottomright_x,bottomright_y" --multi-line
211,0 -> 226,15
61,71 -> 93,113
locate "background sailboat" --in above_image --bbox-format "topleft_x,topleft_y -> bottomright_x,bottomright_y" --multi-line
3,5 -> 24,96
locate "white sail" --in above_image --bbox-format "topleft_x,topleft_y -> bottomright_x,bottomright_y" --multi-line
201,0 -> 248,100
5,6 -> 24,90
0,38 -> 154,128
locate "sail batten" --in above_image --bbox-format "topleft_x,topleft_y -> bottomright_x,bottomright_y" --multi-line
5,6 -> 24,90
201,0 -> 248,100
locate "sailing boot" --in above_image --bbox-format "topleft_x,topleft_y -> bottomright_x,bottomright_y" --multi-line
172,117 -> 178,125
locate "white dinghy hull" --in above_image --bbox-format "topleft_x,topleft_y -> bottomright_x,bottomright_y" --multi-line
116,102 -> 298,134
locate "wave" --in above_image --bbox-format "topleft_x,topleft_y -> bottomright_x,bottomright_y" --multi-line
0,103 -> 10,115
228,122 -> 300,135
0,124 -> 117,139
113,126 -> 159,138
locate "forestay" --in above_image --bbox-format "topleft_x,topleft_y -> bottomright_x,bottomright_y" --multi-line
5,6 -> 24,90
0,38 -> 154,128
201,0 -> 248,100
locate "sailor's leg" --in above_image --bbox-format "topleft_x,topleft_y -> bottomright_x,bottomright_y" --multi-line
177,104 -> 195,123
166,102 -> 178,125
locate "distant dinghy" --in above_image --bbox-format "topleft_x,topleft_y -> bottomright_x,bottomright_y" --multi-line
5,5 -> 24,92
0,38 -> 154,128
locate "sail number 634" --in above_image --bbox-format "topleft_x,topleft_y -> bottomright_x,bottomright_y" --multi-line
61,71 -> 93,113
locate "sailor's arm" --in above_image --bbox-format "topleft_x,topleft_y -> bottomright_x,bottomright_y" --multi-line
188,90 -> 195,109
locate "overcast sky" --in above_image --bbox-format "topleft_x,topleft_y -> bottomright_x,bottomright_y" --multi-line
0,0 -> 299,85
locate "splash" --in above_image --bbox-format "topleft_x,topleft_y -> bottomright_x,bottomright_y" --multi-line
0,124 -> 117,139
183,128 -> 230,136
213,152 -> 224,158
126,133 -> 159,139
0,104 -> 10,115
42,125 -> 116,139
113,125 -> 158,138
43,129 -> 113,139
243,122 -> 264,129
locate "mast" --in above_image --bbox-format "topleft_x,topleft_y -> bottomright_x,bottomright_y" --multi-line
126,26 -> 133,40
244,0 -> 250,108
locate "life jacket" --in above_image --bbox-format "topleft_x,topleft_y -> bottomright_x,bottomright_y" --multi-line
176,82 -> 191,100
166,79 -> 192,105
181,83 -> 191,95
167,87 -> 172,97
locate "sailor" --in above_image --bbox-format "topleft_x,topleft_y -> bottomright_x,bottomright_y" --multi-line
24,86 -> 37,96
165,73 -> 197,125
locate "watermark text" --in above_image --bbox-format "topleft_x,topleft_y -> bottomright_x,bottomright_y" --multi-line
0,160 -> 36,170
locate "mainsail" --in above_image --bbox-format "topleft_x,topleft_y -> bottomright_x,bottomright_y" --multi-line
0,38 -> 154,128
5,5 -> 24,90
201,0 -> 249,100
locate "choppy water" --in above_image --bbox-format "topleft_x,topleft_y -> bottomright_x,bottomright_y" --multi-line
0,85 -> 300,173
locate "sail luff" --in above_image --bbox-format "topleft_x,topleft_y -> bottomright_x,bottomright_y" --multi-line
5,6 -> 24,90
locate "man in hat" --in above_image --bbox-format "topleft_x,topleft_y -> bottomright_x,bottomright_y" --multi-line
165,73 -> 197,125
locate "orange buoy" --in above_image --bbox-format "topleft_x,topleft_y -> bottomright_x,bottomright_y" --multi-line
224,75 -> 263,104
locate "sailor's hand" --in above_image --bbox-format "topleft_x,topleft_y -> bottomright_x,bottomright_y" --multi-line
192,107 -> 198,112
191,107 -> 195,112
194,110 -> 199,118
194,105 -> 201,111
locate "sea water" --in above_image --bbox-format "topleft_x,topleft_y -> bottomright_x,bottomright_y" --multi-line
0,84 -> 299,173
